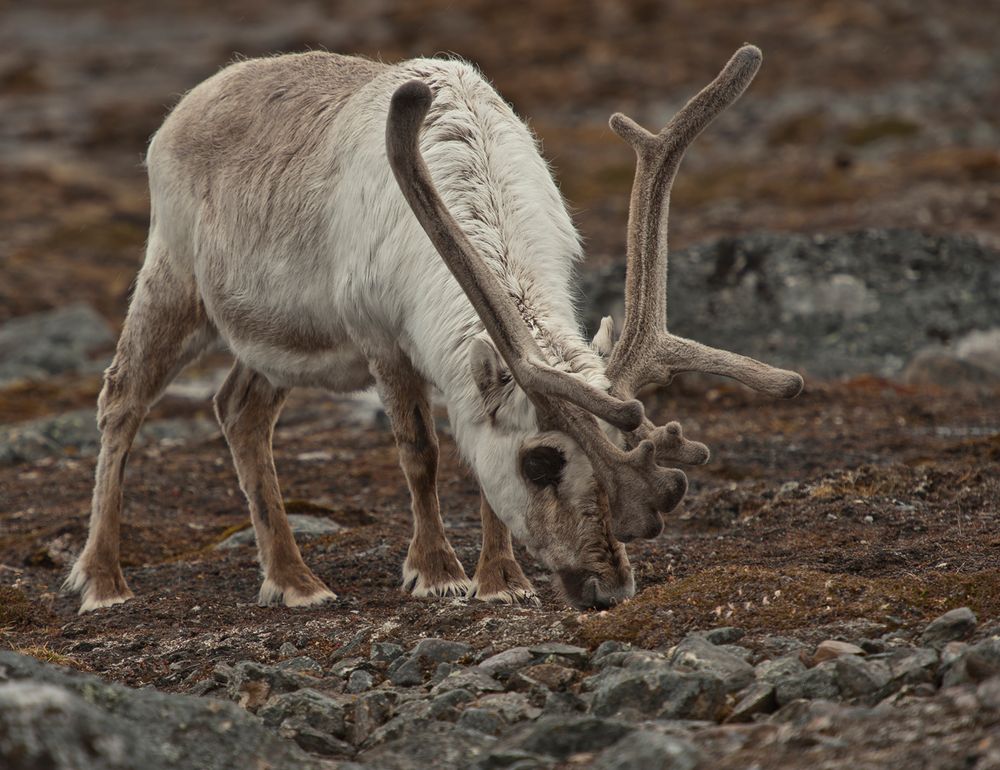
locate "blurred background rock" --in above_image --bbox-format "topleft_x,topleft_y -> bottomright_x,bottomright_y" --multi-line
1,0 -> 998,324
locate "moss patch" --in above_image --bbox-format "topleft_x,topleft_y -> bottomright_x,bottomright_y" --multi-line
580,566 -> 1000,648
0,586 -> 57,629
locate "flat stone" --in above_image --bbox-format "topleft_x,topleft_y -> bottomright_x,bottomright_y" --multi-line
593,731 -> 702,770
920,607 -> 977,649
813,640 -> 865,663
431,667 -> 504,696
411,638 -> 473,664
527,642 -> 589,665
478,646 -> 534,676
359,720 -> 495,770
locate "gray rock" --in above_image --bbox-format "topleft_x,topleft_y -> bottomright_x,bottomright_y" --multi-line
669,635 -> 755,693
941,639 -> 1000,687
775,661 -> 841,705
429,688 -> 476,720
0,408 -> 219,467
387,655 -> 425,687
223,660 -> 323,711
527,642 -> 589,666
412,638 -> 473,664
216,514 -> 343,549
885,646 -> 939,686
277,655 -> 323,675
478,646 -> 534,676
834,655 -> 892,700
920,607 -> 977,649
370,642 -> 405,665
702,627 -> 746,645
0,651 -> 322,770
499,716 -> 633,760
593,731 -> 702,770
755,654 -> 808,687
278,642 -> 298,657
591,640 -> 631,666
258,687 -> 350,738
459,707 -> 506,736
725,681 -> 777,723
351,691 -> 395,746
348,669 -> 374,693
474,692 -> 543,723
360,720 -> 495,770
587,666 -> 725,721
431,667 -> 504,696
0,303 -> 114,384
903,329 -> 1000,388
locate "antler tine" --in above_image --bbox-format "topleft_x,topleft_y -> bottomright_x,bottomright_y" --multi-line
605,46 -> 804,401
386,80 -> 643,433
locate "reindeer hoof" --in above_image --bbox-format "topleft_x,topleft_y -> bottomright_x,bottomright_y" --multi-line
468,581 -> 540,607
402,546 -> 471,599
64,559 -> 134,614
469,557 -> 539,606
258,572 -> 336,607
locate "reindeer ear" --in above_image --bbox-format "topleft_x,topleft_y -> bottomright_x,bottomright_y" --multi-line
591,316 -> 616,357
470,335 -> 512,418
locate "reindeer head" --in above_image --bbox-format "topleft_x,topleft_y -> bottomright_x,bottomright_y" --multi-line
386,46 -> 803,609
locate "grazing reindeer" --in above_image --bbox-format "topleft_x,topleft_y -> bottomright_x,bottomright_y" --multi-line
66,45 -> 801,614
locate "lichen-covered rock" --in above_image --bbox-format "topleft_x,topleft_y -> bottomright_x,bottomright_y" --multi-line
0,652 -> 324,770
593,731 -> 702,770
0,303 -> 114,385
587,666 -> 725,721
669,635 -> 755,693
494,716 -> 633,761
358,720 -> 495,770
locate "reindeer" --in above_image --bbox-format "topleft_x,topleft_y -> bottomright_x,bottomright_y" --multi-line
65,45 -> 802,614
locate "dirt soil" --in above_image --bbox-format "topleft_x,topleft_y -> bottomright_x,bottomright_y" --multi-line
3,377 -> 998,691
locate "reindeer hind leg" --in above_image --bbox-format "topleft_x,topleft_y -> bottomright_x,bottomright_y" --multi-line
66,237 -> 214,612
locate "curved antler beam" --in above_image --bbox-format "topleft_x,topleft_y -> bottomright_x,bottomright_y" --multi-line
606,45 -> 804,403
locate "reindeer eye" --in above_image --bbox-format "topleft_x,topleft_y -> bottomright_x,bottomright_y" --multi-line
521,446 -> 566,488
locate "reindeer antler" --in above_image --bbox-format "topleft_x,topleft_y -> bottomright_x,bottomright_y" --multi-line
606,45 -> 804,403
386,80 -> 688,541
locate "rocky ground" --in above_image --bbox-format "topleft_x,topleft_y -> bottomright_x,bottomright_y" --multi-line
2,1 -> 1000,768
